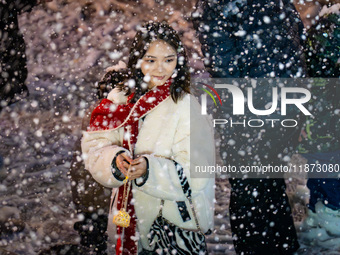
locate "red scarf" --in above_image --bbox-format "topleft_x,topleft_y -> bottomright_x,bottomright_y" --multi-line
89,79 -> 172,255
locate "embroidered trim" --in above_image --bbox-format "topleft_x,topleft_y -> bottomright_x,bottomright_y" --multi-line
173,161 -> 191,198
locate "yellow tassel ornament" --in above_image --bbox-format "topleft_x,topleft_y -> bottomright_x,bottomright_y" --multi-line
112,176 -> 131,228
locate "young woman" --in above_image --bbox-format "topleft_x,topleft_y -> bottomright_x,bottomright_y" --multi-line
81,21 -> 215,255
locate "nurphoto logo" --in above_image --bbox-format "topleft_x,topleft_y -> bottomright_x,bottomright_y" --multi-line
199,79 -> 312,128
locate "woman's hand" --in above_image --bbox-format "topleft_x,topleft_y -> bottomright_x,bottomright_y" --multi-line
127,157 -> 147,180
115,153 -> 133,176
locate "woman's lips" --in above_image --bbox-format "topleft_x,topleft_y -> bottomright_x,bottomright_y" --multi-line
153,75 -> 165,80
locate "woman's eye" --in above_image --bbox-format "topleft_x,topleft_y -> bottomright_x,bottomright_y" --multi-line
166,59 -> 175,63
145,59 -> 154,63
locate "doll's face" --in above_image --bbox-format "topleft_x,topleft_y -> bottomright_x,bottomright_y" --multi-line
141,40 -> 177,89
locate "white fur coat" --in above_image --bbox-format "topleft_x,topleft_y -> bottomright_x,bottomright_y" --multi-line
81,90 -> 215,250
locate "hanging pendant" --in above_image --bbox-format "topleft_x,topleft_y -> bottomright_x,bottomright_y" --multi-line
113,208 -> 131,228
113,177 -> 131,228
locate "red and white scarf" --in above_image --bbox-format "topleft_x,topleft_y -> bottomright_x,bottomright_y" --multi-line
89,79 -> 172,255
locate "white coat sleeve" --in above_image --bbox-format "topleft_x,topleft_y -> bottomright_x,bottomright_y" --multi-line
81,128 -> 130,188
136,96 -> 215,201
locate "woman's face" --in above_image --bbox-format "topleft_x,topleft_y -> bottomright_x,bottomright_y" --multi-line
141,40 -> 177,89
